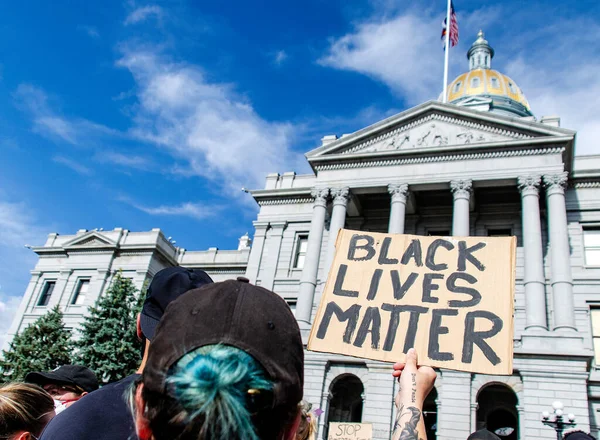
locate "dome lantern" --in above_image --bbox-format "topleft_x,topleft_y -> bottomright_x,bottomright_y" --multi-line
467,30 -> 494,70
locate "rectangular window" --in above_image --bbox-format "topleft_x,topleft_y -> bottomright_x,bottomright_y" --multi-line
591,308 -> 600,366
72,280 -> 90,306
584,228 -> 600,266
293,235 -> 309,269
37,281 -> 56,306
488,228 -> 512,237
286,299 -> 297,315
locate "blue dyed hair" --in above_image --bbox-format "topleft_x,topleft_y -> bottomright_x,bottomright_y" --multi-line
138,344 -> 295,440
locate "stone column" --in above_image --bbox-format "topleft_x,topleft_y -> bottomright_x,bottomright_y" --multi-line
261,221 -> 288,290
49,269 -> 72,309
451,180 -> 472,236
388,183 -> 409,234
517,175 -> 548,330
325,187 -> 350,271
3,271 -> 42,351
245,221 -> 269,284
297,188 -> 329,326
543,172 -> 576,331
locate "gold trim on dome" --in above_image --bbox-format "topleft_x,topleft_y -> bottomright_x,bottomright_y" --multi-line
446,69 -> 531,110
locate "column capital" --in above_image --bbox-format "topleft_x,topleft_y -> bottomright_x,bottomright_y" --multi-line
517,175 -> 541,196
450,179 -> 473,200
388,183 -> 409,203
311,188 -> 330,207
543,172 -> 569,196
330,187 -> 350,207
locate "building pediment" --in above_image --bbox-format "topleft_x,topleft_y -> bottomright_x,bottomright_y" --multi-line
306,101 -> 574,159
62,231 -> 117,249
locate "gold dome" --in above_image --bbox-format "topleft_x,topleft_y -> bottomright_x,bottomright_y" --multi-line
447,69 -> 531,110
442,31 -> 533,118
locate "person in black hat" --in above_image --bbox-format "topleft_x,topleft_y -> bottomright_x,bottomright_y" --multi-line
131,277 -> 304,440
40,267 -> 213,440
564,431 -> 597,440
26,365 -> 98,411
467,428 -> 502,440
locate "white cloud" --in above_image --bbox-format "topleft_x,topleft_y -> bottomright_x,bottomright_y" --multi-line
318,12 -> 442,104
273,50 -> 288,66
0,295 -> 23,349
124,5 -> 164,25
78,25 -> 100,39
53,156 -> 92,175
116,49 -> 302,192
120,196 -> 219,220
14,84 -> 118,145
96,151 -> 154,171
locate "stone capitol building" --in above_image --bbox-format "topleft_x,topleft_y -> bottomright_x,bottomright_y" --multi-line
7,32 -> 600,440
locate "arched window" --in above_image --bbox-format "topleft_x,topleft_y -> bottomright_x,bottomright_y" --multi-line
476,384 -> 519,440
471,77 -> 480,88
327,375 -> 364,424
424,388 -> 438,440
508,82 -> 517,94
485,55 -> 489,67
491,77 -> 499,89
453,81 -> 462,93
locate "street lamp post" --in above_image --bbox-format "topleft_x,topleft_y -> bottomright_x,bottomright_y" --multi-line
541,401 -> 576,440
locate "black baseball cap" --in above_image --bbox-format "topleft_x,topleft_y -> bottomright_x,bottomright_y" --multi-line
143,277 -> 304,409
26,365 -> 99,393
467,429 -> 501,440
140,267 -> 213,341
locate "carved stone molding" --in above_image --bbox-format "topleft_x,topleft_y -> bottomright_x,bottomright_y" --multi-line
517,175 -> 541,196
543,172 -> 569,196
330,187 -> 351,207
450,179 -> 473,200
388,183 -> 409,203
313,146 -> 565,171
257,197 -> 313,206
311,188 -> 330,207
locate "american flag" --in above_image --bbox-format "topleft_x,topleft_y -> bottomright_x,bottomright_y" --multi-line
441,1 -> 459,49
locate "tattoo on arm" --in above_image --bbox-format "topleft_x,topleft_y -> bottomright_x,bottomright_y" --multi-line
392,403 -> 422,440
398,407 -> 422,440
411,373 -> 416,404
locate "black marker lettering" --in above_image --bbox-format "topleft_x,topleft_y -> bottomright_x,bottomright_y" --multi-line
348,234 -> 376,261
428,308 -> 458,361
333,264 -> 359,298
381,304 -> 428,352
457,241 -> 486,272
378,237 -> 399,265
425,239 -> 454,271
316,302 -> 361,343
353,307 -> 381,349
422,273 -> 443,304
390,270 -> 419,300
367,269 -> 383,301
446,272 -> 481,307
462,310 -> 503,365
401,239 -> 423,267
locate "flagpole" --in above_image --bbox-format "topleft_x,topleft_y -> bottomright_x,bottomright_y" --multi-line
442,0 -> 451,104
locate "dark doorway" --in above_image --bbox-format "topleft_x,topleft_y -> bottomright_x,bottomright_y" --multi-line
477,384 -> 519,440
327,375 -> 364,423
424,388 -> 438,440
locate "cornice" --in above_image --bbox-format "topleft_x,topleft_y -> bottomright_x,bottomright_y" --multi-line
313,145 -> 566,171
257,197 -> 313,206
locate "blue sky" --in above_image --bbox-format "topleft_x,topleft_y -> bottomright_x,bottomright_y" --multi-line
1,0 -> 599,332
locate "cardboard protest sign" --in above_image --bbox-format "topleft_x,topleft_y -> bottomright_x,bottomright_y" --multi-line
328,423 -> 372,440
308,229 -> 516,375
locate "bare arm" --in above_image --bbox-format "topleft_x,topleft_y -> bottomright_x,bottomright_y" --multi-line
391,349 -> 436,440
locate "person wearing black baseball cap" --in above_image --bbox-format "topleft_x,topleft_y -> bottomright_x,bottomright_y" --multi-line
131,277 -> 304,440
26,365 -> 98,411
40,267 -> 213,440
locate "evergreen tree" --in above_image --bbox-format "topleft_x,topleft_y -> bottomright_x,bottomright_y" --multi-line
0,305 -> 72,382
76,273 -> 144,385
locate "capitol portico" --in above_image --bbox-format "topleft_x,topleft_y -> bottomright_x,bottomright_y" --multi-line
8,32 -> 600,440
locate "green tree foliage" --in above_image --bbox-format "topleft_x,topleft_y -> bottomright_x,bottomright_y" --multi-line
0,305 -> 72,382
76,273 -> 144,385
